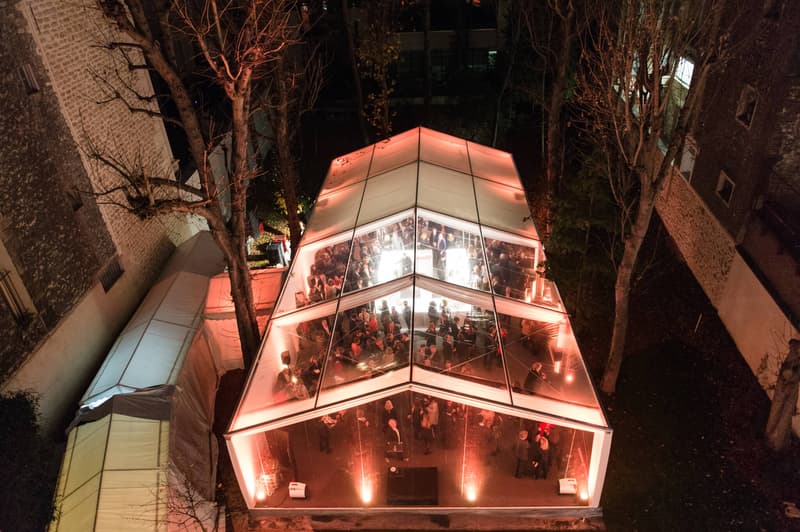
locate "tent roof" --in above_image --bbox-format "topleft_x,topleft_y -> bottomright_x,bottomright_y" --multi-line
228,128 -> 607,436
81,231 -> 225,408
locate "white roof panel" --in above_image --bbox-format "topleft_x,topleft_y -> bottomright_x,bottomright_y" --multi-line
474,177 -> 539,239
467,140 -> 522,189
419,127 -> 470,174
303,180 -> 364,244
320,145 -> 374,194
417,162 -> 478,222
369,128 -> 419,177
357,163 -> 418,226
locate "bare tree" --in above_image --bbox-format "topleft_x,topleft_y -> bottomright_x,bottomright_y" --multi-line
94,0 -> 302,368
255,43 -> 325,254
340,0 -> 370,144
576,0 -> 727,393
356,0 -> 399,139
765,339 -> 800,451
520,0 -> 581,240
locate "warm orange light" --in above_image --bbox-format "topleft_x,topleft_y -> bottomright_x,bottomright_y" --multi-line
360,480 -> 373,504
565,373 -> 574,383
554,360 -> 562,374
465,485 -> 477,502
255,487 -> 267,501
579,489 -> 589,501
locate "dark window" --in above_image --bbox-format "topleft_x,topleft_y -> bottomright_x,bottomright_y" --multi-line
99,257 -> 124,292
679,140 -> 697,181
66,186 -> 84,211
19,64 -> 40,95
736,85 -> 758,128
716,171 -> 735,206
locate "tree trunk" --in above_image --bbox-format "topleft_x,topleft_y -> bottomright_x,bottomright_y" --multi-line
766,339 -> 800,451
341,0 -> 370,144
274,68 -> 303,254
423,0 -> 432,121
544,5 -> 575,240
600,185 -> 657,394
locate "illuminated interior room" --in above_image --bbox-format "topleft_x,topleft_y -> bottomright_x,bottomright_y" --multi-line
225,127 -> 611,514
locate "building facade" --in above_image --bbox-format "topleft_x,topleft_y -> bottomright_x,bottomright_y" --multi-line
656,0 -> 800,425
1,0 -> 197,431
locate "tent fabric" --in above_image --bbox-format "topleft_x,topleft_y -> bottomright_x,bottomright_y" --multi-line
82,232 -> 224,408
52,231 -> 286,531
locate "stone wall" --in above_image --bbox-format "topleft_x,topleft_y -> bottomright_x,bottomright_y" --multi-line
656,169 -> 736,306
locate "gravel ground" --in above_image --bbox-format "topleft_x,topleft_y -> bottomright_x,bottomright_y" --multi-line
595,257 -> 800,532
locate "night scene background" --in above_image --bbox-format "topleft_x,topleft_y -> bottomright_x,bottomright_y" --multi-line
1,0 -> 799,531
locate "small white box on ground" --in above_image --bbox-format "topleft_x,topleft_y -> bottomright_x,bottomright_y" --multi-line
558,478 -> 578,495
289,481 -> 307,499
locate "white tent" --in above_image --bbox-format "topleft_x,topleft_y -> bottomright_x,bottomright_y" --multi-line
50,232 -> 286,531
225,128 -> 611,513
81,232 -> 226,410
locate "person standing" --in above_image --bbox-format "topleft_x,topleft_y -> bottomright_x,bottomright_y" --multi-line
420,412 -> 434,454
425,397 -> 440,439
535,431 -> 551,479
514,430 -> 530,478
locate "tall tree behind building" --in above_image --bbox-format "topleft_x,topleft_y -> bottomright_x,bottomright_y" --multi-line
575,0 -> 728,393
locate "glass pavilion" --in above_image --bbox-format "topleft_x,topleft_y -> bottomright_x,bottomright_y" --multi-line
226,127 -> 611,513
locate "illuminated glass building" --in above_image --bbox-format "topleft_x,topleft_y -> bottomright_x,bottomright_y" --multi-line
226,128 -> 611,514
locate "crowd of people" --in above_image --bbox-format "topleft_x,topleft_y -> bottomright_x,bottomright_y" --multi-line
311,396 -> 564,485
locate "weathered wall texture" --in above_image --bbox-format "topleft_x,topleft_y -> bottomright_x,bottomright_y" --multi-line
1,0 -> 195,428
656,170 -> 736,306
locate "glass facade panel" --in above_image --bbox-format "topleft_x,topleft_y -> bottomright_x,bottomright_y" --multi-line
304,180 -> 365,244
321,145 -> 374,194
357,164 -> 418,226
369,128 -> 419,177
419,127 -> 470,174
416,211 -> 488,292
496,303 -> 599,411
474,177 -> 538,239
237,391 -> 595,509
344,213 -> 415,295
417,162 -> 478,222
236,304 -> 337,420
320,285 -> 414,392
411,284 -> 506,391
467,141 -> 521,189
274,234 -> 352,316
484,235 -> 538,303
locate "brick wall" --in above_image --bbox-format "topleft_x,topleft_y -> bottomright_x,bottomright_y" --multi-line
0,0 -> 194,406
21,0 -> 192,276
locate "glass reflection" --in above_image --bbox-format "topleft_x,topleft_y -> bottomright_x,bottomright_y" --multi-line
321,288 -> 414,391
499,313 -> 597,407
241,310 -> 335,417
484,238 -> 537,303
278,238 -> 351,315
412,287 -> 506,390
242,391 -> 594,508
416,215 -> 488,291
344,215 -> 415,294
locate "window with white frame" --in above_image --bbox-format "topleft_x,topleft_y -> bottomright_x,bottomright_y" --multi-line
736,85 -> 758,128
716,170 -> 735,206
0,238 -> 36,327
674,57 -> 694,88
679,139 -> 697,180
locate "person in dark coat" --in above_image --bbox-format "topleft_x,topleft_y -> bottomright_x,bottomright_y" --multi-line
514,430 -> 531,478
